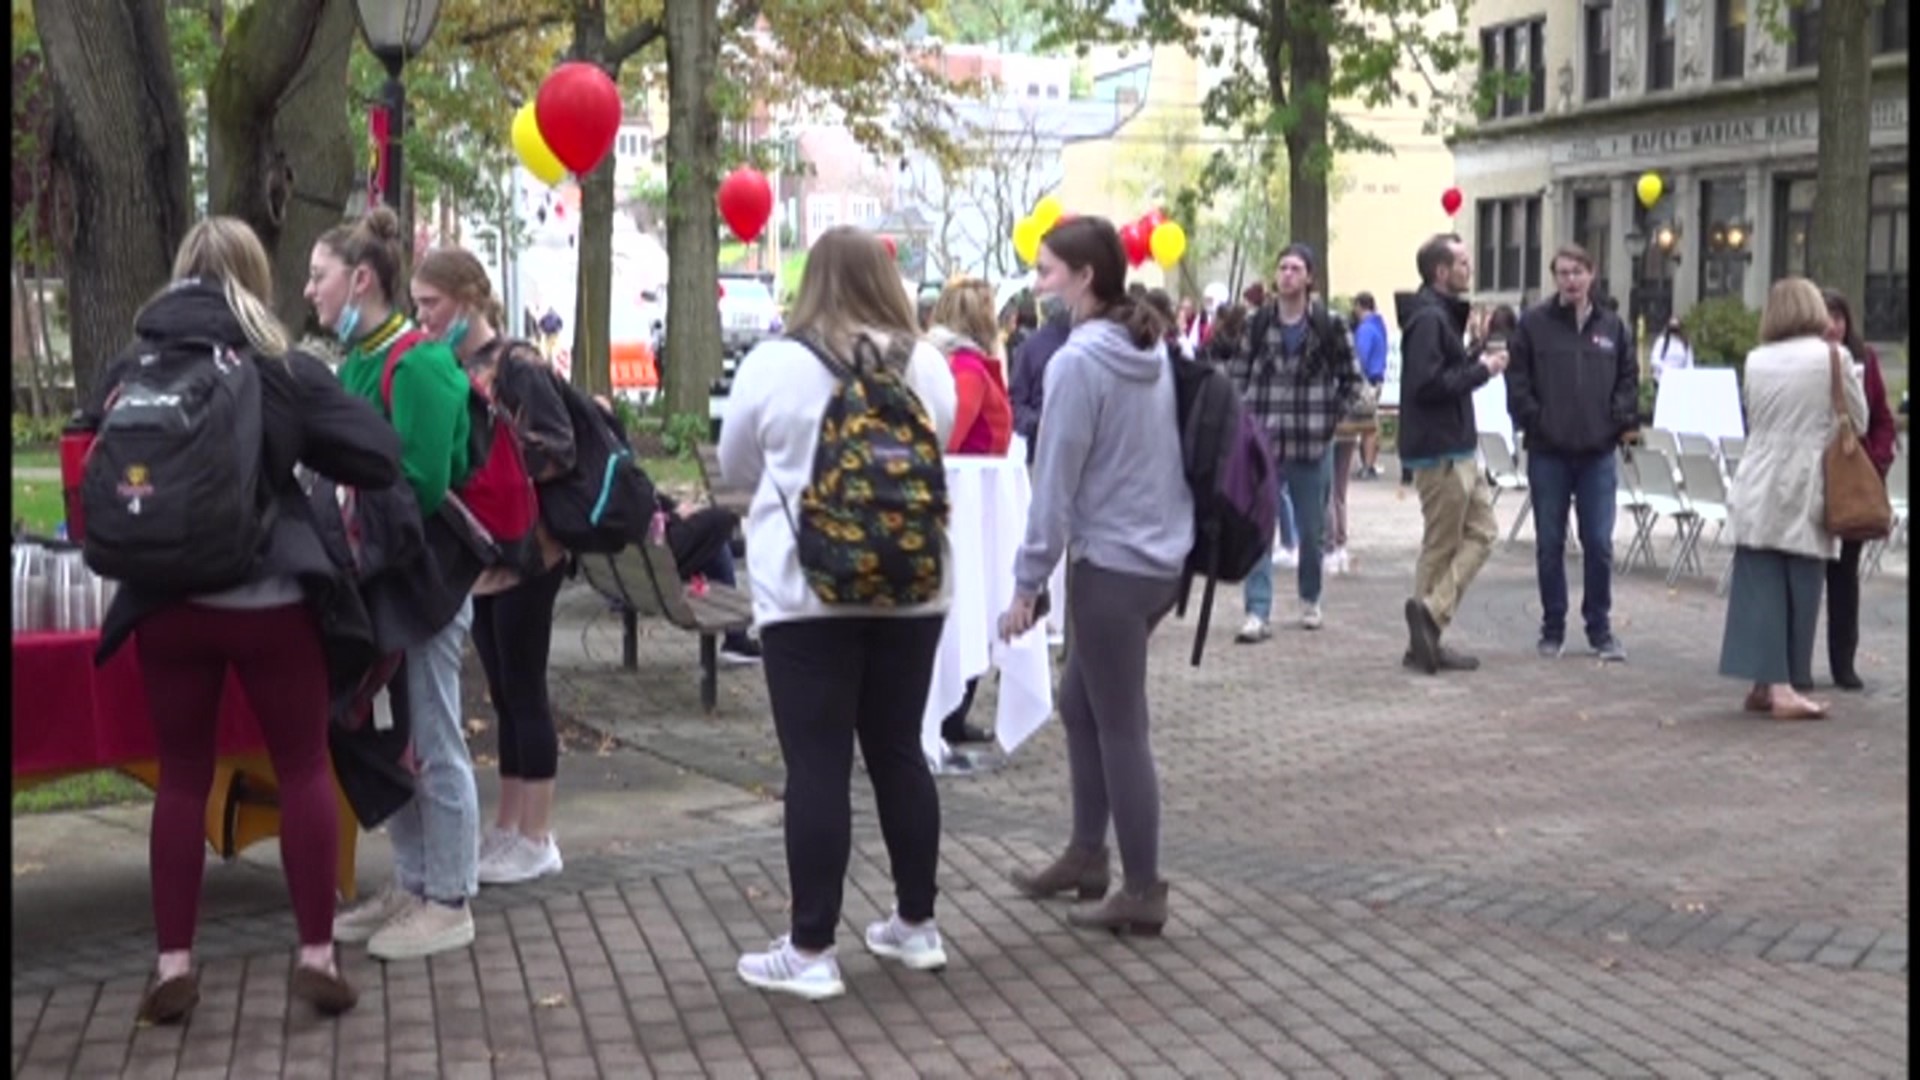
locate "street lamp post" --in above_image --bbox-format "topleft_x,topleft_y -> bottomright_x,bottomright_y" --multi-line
353,0 -> 444,217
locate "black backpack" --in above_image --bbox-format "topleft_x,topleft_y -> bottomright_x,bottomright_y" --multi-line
81,337 -> 274,593
1170,353 -> 1278,666
536,370 -> 658,554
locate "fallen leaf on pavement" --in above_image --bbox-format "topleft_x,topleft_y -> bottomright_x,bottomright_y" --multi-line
535,993 -> 569,1009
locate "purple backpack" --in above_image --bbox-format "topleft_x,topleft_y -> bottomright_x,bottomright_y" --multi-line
1170,354 -> 1278,665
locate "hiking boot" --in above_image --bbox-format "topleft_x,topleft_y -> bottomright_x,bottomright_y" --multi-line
1009,845 -> 1111,900
1403,599 -> 1440,674
863,912 -> 948,971
1067,881 -> 1169,937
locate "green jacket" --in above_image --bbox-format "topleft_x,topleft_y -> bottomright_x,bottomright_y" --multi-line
337,330 -> 471,516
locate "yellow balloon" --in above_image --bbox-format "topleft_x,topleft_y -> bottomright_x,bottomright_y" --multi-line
1149,220 -> 1187,269
512,101 -> 566,187
1636,172 -> 1664,209
1031,195 -> 1065,232
1012,216 -> 1044,265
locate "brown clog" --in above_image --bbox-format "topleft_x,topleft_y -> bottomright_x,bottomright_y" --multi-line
136,971 -> 199,1026
290,963 -> 359,1016
1743,688 -> 1771,713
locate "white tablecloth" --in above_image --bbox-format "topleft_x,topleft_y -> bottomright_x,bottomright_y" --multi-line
922,455 -> 1057,765
1008,434 -> 1069,644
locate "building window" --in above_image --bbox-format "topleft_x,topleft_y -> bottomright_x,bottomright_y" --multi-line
806,194 -> 840,242
1573,191 -> 1613,301
1475,196 -> 1543,291
1698,178 -> 1750,302
1866,171 -> 1909,339
1876,2 -> 1908,53
1790,0 -> 1820,69
1773,176 -> 1816,280
1715,0 -> 1747,80
1649,0 -> 1677,90
1481,17 -> 1548,119
1586,1 -> 1613,101
847,195 -> 881,226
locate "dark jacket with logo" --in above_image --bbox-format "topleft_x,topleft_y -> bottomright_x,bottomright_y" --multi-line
84,281 -> 403,676
1394,286 -> 1487,462
1506,297 -> 1639,456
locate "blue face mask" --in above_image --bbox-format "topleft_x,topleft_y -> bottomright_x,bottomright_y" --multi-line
442,315 -> 471,350
334,303 -> 362,344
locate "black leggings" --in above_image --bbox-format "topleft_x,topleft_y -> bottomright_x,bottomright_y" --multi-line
761,615 -> 944,951
472,561 -> 567,780
1825,539 -> 1865,678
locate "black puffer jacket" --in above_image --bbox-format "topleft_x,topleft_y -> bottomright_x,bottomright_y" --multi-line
85,280 -> 403,679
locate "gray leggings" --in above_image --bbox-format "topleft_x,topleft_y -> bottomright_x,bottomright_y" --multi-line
1060,560 -> 1182,893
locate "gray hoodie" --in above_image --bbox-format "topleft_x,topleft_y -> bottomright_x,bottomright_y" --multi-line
1014,319 -> 1195,593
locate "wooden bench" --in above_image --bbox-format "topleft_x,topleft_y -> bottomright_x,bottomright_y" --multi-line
694,442 -> 753,517
575,542 -> 754,713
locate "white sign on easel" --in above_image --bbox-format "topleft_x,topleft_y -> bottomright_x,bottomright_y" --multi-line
1377,334 -> 1404,409
1473,372 -> 1516,452
1652,367 -> 1745,443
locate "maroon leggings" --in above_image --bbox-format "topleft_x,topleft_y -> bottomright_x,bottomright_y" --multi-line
135,602 -> 338,951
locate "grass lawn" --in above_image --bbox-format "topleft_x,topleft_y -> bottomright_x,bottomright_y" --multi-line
13,770 -> 153,814
16,448 -> 56,470
11,473 -> 65,535
638,454 -> 702,491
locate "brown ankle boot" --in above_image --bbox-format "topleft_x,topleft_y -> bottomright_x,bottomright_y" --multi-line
1009,845 -> 1110,900
1067,880 -> 1168,936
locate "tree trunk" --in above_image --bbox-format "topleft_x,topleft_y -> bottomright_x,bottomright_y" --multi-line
35,0 -> 193,403
14,266 -> 48,420
206,0 -> 356,332
1809,0 -> 1872,312
1285,10 -> 1334,296
573,153 -> 617,399
663,0 -> 725,417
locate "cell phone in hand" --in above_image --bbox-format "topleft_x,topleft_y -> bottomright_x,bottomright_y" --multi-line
1031,590 -> 1051,621
1485,334 -> 1508,354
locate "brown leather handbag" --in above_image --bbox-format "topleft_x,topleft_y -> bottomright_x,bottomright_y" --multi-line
1822,344 -> 1893,541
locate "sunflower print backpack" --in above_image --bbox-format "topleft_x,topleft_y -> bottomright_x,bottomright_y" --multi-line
779,333 -> 949,606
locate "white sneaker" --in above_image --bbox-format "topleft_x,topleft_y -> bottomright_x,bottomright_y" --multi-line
1272,546 -> 1300,568
864,912 -> 948,971
737,936 -> 845,1000
480,825 -> 516,861
1234,615 -> 1271,643
367,899 -> 476,961
332,882 -> 419,944
1323,548 -> 1349,575
1301,602 -> 1324,630
479,833 -> 564,886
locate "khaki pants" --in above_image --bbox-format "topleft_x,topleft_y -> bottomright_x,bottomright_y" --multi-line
1412,457 -> 1498,630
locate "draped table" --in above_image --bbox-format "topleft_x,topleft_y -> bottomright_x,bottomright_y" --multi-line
12,630 -> 363,898
921,455 -> 1058,768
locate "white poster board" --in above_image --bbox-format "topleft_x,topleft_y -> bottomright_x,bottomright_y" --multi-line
1377,334 -> 1404,409
1473,373 -> 1516,452
1652,367 -> 1745,443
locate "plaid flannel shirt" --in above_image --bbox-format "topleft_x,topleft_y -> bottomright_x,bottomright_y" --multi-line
1226,305 -> 1362,464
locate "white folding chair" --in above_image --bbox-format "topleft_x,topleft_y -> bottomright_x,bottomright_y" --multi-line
1643,428 -> 1682,466
1615,448 -> 1655,572
1718,435 -> 1745,480
1479,431 -> 1532,544
1675,451 -> 1733,591
1623,446 -> 1694,575
1862,450 -> 1909,577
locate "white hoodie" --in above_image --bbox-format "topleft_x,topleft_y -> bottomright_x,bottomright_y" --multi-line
717,334 -> 957,628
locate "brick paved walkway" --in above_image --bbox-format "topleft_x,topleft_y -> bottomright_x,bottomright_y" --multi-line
13,476 -> 1909,1076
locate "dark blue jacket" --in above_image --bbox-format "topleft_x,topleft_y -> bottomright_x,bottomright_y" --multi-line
1009,310 -> 1071,444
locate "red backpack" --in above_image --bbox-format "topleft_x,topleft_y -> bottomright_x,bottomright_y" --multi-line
380,331 -> 538,564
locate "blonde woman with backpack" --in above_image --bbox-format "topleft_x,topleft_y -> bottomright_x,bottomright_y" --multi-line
83,217 -> 402,1024
718,226 -> 956,1000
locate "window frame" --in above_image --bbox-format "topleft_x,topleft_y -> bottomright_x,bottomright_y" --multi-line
1789,0 -> 1821,69
1585,1 -> 1614,102
1480,16 -> 1548,120
1648,0 -> 1678,91
1715,0 -> 1747,81
1474,195 -> 1544,291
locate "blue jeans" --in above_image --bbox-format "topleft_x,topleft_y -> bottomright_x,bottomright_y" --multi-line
391,597 -> 480,903
1527,449 -> 1617,645
1244,453 -> 1335,616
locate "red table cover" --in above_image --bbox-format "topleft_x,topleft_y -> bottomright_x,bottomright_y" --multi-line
12,631 -> 267,778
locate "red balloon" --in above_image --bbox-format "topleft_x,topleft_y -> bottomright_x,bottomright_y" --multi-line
879,235 -> 898,259
1139,209 -> 1167,236
1441,186 -> 1464,216
1119,222 -> 1151,267
535,62 -> 623,176
717,167 -> 774,243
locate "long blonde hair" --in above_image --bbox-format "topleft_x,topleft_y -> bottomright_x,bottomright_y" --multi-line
930,276 -> 1002,360
785,226 -> 920,364
163,216 -> 289,357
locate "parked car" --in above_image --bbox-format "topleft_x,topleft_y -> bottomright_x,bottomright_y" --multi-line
718,273 -> 782,357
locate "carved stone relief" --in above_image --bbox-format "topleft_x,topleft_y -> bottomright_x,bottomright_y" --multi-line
1556,61 -> 1575,113
1678,0 -> 1705,82
1615,1 -> 1640,93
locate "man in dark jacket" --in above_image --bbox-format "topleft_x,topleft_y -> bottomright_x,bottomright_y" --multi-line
1009,298 -> 1071,465
1506,243 -> 1636,663
1396,233 -> 1506,674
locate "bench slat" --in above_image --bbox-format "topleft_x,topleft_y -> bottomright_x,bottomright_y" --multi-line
577,544 -> 752,634
696,443 -> 754,516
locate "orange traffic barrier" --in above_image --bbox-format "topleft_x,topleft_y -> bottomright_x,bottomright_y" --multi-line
610,341 -> 659,389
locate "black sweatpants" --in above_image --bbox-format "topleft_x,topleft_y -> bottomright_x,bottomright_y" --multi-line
1825,539 -> 1865,679
472,561 -> 567,780
760,615 -> 944,951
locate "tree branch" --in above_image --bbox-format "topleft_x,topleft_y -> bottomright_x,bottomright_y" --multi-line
454,12 -> 566,48
606,19 -> 664,65
722,0 -> 765,39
